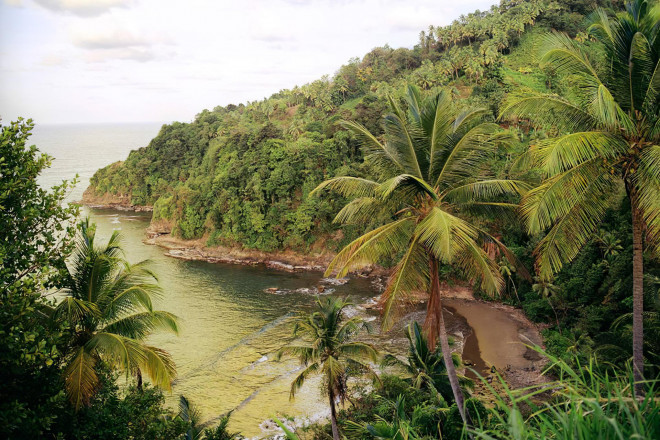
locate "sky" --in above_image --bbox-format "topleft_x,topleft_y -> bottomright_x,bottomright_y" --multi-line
1,0 -> 496,124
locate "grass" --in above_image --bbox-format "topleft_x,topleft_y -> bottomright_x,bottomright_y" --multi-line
470,348 -> 660,439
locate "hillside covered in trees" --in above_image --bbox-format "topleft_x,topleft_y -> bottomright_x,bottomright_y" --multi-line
86,0 -> 594,250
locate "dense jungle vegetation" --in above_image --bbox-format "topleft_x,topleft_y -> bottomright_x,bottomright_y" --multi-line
3,0 -> 660,438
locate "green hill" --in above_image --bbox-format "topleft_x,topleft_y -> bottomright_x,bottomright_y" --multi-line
84,0 -> 609,253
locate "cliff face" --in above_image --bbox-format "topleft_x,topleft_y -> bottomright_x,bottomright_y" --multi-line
81,186 -> 152,211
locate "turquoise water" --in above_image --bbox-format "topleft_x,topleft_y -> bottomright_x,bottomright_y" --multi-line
32,123 -> 381,436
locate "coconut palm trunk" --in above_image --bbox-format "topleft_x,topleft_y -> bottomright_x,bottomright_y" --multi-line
631,189 -> 645,396
328,386 -> 340,440
426,256 -> 469,424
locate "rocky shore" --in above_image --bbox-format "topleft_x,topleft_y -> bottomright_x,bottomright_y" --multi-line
80,188 -> 153,211
142,225 -> 391,277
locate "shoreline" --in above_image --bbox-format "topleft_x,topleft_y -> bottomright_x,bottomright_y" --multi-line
83,199 -> 384,276
84,200 -> 546,392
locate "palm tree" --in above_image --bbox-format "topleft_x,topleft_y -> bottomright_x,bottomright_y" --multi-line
312,85 -> 527,424
277,297 -> 378,440
498,258 -> 520,303
501,0 -> 660,397
532,276 -> 562,331
54,219 -> 179,408
595,229 -> 624,261
383,321 -> 472,403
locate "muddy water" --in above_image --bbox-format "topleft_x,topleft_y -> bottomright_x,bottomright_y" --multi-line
446,300 -> 543,377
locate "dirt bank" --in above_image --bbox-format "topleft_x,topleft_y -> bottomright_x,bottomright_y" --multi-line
368,290 -> 546,391
444,298 -> 546,390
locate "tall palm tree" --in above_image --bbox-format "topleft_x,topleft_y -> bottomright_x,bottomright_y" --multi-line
312,85 -> 528,424
383,321 -> 472,403
501,0 -> 660,397
277,297 -> 378,440
54,219 -> 179,408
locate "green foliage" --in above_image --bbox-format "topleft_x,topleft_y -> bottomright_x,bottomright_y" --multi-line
1,118 -> 78,291
0,120 -> 189,439
199,412 -> 242,440
0,118 -> 78,438
383,321 -> 472,404
62,370 -> 188,440
85,0 -> 602,255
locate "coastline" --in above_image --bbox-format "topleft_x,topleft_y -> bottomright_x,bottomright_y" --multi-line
145,231 -> 335,273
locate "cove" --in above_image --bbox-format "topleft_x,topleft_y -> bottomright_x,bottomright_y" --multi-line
88,208 -> 541,437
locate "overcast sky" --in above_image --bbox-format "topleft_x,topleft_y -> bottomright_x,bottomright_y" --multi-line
1,0 -> 495,124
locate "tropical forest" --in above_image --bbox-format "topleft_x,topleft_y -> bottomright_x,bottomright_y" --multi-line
2,0 -> 660,439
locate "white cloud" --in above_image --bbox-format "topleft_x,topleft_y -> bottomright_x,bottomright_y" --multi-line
32,0 -> 133,17
82,47 -> 155,62
0,0 -> 499,123
72,29 -> 149,49
40,53 -> 68,66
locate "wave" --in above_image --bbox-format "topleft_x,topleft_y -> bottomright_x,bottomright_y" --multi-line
174,312 -> 295,383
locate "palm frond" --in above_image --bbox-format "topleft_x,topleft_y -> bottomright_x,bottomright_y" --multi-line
415,207 -> 478,264
87,332 -> 142,371
452,107 -> 491,133
53,296 -> 100,326
100,311 -> 179,340
421,90 -> 454,180
333,197 -> 396,225
455,237 -> 504,297
338,342 -> 379,363
643,59 -> 660,109
538,31 -> 601,84
378,173 -> 438,201
444,179 -> 531,204
500,94 -> 596,133
140,345 -> 177,390
527,168 -> 617,278
532,132 -> 628,176
64,347 -> 98,410
634,146 -> 660,259
310,176 -> 379,199
521,158 -> 612,234
434,123 -> 508,190
382,109 -> 425,179
341,120 -> 404,174
324,218 -> 414,278
380,239 -> 429,331
277,344 -> 316,364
